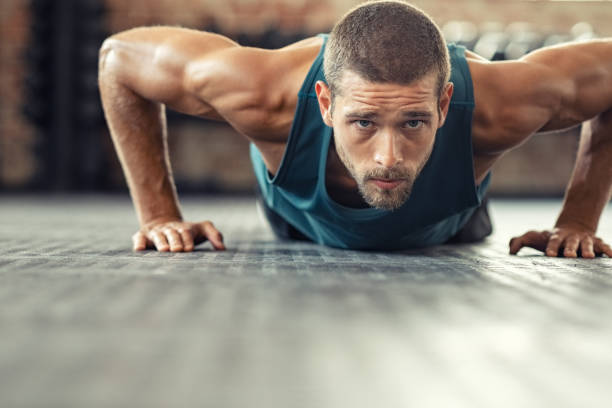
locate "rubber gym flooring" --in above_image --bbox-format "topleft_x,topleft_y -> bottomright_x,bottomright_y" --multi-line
1,195 -> 611,407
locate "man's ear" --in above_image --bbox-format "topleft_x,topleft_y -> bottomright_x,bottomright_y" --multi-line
437,82 -> 454,129
315,80 -> 334,127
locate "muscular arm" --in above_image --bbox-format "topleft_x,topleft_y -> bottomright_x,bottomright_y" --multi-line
470,39 -> 612,257
550,112 -> 612,257
520,41 -> 612,257
99,26 -> 318,252
98,27 -> 262,251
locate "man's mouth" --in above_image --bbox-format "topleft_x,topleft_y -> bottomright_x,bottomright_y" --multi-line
369,178 -> 405,190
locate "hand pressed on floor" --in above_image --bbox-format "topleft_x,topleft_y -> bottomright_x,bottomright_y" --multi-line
509,227 -> 612,258
132,220 -> 225,252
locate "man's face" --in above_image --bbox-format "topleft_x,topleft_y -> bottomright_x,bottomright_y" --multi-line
316,71 -> 453,210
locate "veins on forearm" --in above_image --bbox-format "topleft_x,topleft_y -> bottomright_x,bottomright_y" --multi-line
557,112 -> 612,230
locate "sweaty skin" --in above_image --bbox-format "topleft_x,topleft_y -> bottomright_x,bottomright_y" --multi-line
98,26 -> 612,257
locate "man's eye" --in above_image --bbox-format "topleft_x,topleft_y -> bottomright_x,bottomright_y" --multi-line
406,120 -> 424,129
356,120 -> 372,128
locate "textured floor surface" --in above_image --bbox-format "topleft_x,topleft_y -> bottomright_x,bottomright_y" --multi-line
1,195 -> 611,408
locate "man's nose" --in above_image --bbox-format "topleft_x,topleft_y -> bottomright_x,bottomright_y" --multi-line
374,131 -> 403,168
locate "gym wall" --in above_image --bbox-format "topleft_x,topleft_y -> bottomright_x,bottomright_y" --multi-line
1,0 -> 611,194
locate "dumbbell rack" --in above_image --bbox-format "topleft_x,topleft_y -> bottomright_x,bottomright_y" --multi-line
23,0 -> 107,191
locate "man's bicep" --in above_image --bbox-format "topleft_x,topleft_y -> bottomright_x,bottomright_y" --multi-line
472,40 -> 612,154
471,59 -> 560,152
99,27 -> 239,117
184,47 -> 276,117
520,40 -> 612,129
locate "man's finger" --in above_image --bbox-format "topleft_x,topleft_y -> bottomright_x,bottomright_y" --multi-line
509,236 -> 525,255
580,236 -> 595,259
164,228 -> 184,252
563,235 -> 580,258
178,228 -> 195,252
132,231 -> 147,251
545,233 -> 564,257
509,231 -> 551,255
151,230 -> 170,252
201,222 -> 226,250
596,241 -> 612,258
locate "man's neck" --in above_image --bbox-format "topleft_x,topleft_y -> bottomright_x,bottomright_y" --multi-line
325,141 -> 370,209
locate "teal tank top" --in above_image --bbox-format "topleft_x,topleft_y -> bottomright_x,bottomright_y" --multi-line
250,34 -> 490,250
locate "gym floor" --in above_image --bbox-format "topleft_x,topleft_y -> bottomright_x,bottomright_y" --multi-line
1,195 -> 611,407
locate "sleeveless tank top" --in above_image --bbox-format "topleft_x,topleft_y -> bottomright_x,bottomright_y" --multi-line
250,34 -> 490,250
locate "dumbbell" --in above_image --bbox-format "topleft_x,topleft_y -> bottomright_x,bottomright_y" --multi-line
542,33 -> 572,48
571,22 -> 597,42
474,31 -> 510,61
442,20 -> 479,50
504,22 -> 543,60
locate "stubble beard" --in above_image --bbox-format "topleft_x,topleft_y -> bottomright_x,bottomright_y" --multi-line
335,141 -> 432,211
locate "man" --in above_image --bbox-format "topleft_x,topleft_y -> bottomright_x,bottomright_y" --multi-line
99,0 -> 612,258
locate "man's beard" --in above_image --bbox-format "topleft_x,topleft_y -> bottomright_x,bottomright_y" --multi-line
335,141 -> 432,211
358,166 -> 415,210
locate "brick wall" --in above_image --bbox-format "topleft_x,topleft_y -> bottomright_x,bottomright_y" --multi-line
0,0 -> 36,188
1,0 -> 611,193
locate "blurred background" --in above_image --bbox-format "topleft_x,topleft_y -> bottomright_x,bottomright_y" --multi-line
1,0 -> 611,196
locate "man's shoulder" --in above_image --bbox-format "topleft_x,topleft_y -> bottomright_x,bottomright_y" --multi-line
231,36 -> 326,174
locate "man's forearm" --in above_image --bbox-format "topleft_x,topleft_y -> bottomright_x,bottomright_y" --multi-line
556,112 -> 612,232
99,46 -> 182,228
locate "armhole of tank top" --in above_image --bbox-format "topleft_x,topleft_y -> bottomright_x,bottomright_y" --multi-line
267,34 -> 328,187
454,44 -> 482,206
449,44 -> 475,107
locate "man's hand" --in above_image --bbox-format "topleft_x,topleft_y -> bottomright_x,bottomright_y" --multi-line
132,220 -> 226,252
509,226 -> 612,258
